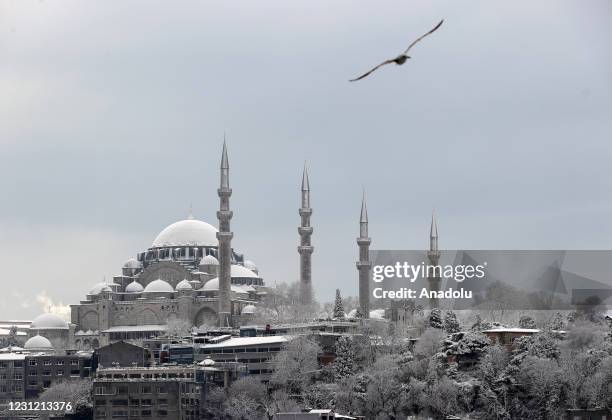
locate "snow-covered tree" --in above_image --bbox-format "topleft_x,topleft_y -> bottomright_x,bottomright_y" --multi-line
428,308 -> 443,329
333,336 -> 356,379
444,311 -> 460,333
333,289 -> 345,319
518,315 -> 537,329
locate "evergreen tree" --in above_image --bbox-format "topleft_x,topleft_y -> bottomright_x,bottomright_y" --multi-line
333,336 -> 356,380
333,289 -> 345,319
444,311 -> 460,333
519,315 -> 537,329
428,308 -> 443,329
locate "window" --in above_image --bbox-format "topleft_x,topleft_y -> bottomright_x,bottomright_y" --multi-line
70,360 -> 79,366
13,361 -> 23,368
56,371 -> 63,376
28,360 -> 37,366
43,371 -> 51,377
157,386 -> 167,394
29,371 -> 37,376
141,399 -> 152,406
95,386 -> 108,395
157,399 -> 168,405
43,380 -> 51,389
141,385 -> 152,394
0,362 -> 7,369
141,410 -> 152,417
70,370 -> 80,377
43,360 -> 52,366
157,409 -> 168,417
56,360 -> 64,366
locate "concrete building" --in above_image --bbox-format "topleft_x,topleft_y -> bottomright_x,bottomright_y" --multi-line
0,353 -> 25,403
94,341 -> 153,368
92,363 -> 245,420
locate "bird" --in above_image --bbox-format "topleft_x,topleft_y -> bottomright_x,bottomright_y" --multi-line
349,19 -> 444,82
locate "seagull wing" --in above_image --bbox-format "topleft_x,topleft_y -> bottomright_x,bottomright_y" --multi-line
403,19 -> 444,54
349,59 -> 396,82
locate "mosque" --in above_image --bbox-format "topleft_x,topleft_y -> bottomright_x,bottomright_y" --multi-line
62,143 -> 266,349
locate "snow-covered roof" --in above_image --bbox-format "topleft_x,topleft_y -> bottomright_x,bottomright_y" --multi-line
143,279 -> 174,294
125,281 -> 144,293
152,219 -> 218,248
0,346 -> 24,352
30,313 -> 69,330
0,353 -> 26,361
243,260 -> 257,271
200,335 -> 291,349
24,335 -> 53,350
0,328 -> 27,336
102,325 -> 167,333
481,328 -> 540,334
200,255 -> 219,265
241,304 -> 257,314
370,309 -> 386,319
176,279 -> 193,291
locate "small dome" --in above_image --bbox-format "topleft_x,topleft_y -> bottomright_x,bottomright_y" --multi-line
24,335 -> 53,350
31,313 -> 69,330
200,255 -> 219,265
176,279 -> 193,291
230,264 -> 258,278
244,260 -> 258,271
201,278 -> 251,293
89,282 -> 120,295
100,286 -> 112,293
143,279 -> 174,294
123,258 -> 142,269
241,304 -> 257,314
125,281 -> 144,293
152,219 -> 218,248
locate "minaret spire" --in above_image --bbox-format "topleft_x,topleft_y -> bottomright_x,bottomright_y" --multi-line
217,139 -> 234,326
430,210 -> 438,251
357,191 -> 371,319
298,163 -> 314,305
427,209 -> 441,309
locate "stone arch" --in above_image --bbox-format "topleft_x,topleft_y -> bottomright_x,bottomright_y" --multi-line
75,339 -> 82,350
194,307 -> 217,328
137,309 -> 160,325
92,338 -> 100,349
81,311 -> 99,331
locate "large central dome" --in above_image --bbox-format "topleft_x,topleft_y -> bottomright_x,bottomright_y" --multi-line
152,218 -> 219,248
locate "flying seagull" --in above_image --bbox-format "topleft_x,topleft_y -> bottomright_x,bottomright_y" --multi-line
349,19 -> 444,82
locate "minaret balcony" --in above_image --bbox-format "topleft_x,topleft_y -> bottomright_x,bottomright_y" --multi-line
356,261 -> 372,268
298,227 -> 313,235
356,237 -> 371,245
216,232 -> 234,240
298,208 -> 312,216
298,246 -> 314,254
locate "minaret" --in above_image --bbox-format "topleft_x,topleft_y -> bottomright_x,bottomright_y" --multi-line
217,141 -> 233,327
298,164 -> 314,305
427,211 -> 441,309
356,191 -> 371,319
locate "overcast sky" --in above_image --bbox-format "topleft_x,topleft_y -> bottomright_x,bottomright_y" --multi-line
1,0 -> 611,320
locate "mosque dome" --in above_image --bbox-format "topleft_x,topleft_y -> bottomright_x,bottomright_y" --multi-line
241,304 -> 257,314
24,335 -> 53,350
100,286 -> 112,293
143,279 -> 174,294
152,218 -> 218,248
123,258 -> 142,269
201,278 -> 252,293
176,279 -> 193,291
125,281 -> 144,293
89,282 -> 120,295
200,255 -> 219,265
30,313 -> 69,330
244,260 -> 258,271
230,265 -> 258,278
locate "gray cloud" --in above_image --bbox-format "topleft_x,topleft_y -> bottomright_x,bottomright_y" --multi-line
0,0 -> 611,319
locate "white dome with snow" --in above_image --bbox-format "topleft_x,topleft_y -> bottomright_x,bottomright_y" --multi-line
89,282 -> 120,295
123,258 -> 142,269
201,278 -> 251,293
200,255 -> 219,265
176,279 -> 193,291
125,281 -> 144,293
152,218 -> 218,248
31,313 -> 68,330
143,279 -> 174,294
24,335 -> 53,350
230,264 -> 258,278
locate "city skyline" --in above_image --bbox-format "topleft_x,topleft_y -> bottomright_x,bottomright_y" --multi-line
1,0 -> 612,320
